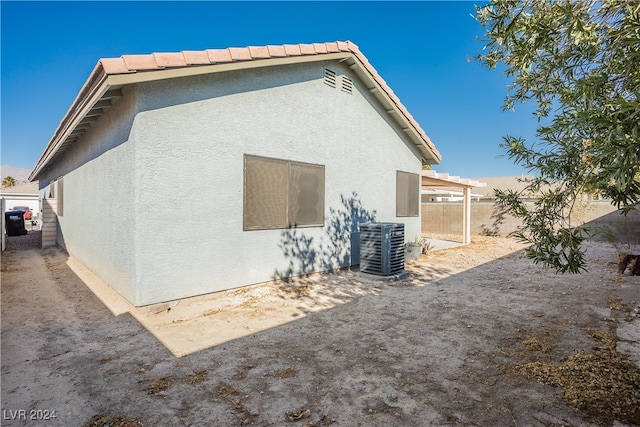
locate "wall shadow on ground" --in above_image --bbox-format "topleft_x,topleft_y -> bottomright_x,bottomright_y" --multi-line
273,192 -> 377,282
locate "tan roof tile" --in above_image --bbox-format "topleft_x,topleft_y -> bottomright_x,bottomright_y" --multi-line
313,43 -> 328,54
228,47 -> 252,61
182,50 -> 211,65
154,52 -> 187,68
283,44 -> 302,56
267,45 -> 287,57
336,41 -> 350,51
100,58 -> 133,74
122,54 -> 160,71
248,46 -> 270,59
299,43 -> 316,55
206,49 -> 232,63
325,42 -> 340,53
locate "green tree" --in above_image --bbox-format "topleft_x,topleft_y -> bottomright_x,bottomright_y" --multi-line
474,0 -> 640,273
2,176 -> 17,188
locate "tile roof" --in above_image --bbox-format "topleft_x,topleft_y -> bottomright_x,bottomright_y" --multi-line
30,41 -> 441,180
99,41 -> 359,74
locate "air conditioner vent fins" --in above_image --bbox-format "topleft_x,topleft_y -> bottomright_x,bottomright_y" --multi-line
359,223 -> 405,276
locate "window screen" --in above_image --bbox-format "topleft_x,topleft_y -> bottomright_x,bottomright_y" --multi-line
54,177 -> 64,217
290,162 -> 324,227
244,156 -> 288,229
396,171 -> 419,217
244,155 -> 325,230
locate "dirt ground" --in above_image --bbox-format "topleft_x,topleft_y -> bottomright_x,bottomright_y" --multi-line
1,233 -> 639,426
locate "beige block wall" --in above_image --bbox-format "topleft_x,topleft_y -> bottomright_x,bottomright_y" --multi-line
422,201 -> 638,243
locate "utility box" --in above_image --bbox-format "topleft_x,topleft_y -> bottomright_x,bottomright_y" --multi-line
5,210 -> 28,236
359,222 -> 405,276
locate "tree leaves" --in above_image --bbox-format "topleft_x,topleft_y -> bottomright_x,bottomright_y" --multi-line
2,176 -> 17,188
475,0 -> 640,273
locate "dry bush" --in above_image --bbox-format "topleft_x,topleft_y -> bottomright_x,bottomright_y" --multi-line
514,330 -> 640,425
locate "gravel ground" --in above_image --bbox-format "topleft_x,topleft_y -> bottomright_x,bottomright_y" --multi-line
4,229 -> 41,251
1,237 -> 639,426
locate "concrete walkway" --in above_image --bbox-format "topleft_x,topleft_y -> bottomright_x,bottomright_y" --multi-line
425,238 -> 465,251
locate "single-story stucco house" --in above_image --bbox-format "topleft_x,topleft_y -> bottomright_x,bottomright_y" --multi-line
29,40 -> 442,306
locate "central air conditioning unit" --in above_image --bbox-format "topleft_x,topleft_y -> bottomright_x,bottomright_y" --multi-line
359,222 -> 405,276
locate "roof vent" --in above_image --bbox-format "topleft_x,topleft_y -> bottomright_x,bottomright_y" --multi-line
341,76 -> 353,94
324,68 -> 337,88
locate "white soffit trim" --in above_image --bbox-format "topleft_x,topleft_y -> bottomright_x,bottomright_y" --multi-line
422,170 -> 487,188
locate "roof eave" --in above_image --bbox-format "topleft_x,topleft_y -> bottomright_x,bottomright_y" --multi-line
105,52 -> 442,164
343,52 -> 441,164
30,54 -> 355,181
29,62 -> 111,181
30,42 -> 442,180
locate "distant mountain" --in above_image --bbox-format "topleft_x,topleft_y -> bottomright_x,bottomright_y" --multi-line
1,165 -> 32,183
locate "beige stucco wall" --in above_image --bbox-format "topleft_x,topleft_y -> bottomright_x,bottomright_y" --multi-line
130,60 -> 424,305
422,201 -> 638,244
37,85 -> 140,304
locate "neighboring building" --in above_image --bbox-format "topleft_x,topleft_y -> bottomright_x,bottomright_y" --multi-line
1,181 -> 40,217
29,41 -> 441,306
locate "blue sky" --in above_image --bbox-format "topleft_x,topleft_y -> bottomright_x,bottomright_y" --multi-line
1,1 -> 539,178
